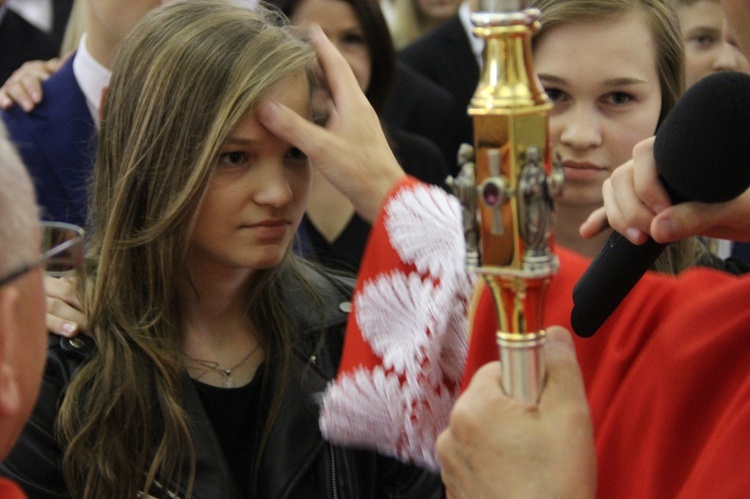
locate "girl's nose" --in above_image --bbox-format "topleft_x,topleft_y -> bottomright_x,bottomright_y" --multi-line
559,106 -> 603,151
253,163 -> 294,208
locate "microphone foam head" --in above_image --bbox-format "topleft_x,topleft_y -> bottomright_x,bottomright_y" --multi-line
654,71 -> 750,203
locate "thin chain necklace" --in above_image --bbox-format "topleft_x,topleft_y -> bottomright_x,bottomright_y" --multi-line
183,343 -> 261,388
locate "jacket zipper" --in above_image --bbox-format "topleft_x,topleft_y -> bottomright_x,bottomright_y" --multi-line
329,442 -> 339,499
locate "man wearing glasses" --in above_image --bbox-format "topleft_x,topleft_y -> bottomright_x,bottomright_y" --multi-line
0,122 -> 83,498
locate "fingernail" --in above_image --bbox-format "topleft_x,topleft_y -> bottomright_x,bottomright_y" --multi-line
625,227 -> 643,244
21,100 -> 32,112
61,322 -> 78,336
31,92 -> 41,103
546,326 -> 573,346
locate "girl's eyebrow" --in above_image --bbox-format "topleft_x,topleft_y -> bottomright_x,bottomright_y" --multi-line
537,73 -> 565,85
685,26 -> 720,35
223,137 -> 259,146
600,77 -> 648,87
537,74 -> 648,87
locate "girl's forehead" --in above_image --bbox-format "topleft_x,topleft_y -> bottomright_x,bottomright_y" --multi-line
536,15 -> 659,69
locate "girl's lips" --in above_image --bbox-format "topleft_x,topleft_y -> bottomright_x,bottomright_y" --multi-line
243,220 -> 290,241
562,162 -> 608,181
249,219 -> 288,228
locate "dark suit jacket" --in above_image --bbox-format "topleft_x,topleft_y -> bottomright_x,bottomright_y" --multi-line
2,55 -> 96,227
382,61 -> 460,170
0,8 -> 58,82
399,14 -> 479,168
50,0 -> 74,50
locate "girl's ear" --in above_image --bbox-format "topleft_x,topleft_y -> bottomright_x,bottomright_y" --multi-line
0,287 -> 21,418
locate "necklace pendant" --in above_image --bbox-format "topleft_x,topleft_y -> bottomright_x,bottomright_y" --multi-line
183,343 -> 260,388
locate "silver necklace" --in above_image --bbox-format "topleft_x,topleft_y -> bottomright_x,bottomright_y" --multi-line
183,343 -> 261,388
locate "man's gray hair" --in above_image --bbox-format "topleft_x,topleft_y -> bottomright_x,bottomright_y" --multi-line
0,121 -> 39,275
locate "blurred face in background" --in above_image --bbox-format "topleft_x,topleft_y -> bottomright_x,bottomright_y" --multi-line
291,0 -> 372,122
291,0 -> 372,93
415,0 -> 462,24
678,0 -> 750,88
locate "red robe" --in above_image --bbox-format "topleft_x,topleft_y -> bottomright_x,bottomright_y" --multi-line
321,177 -> 750,497
0,478 -> 28,499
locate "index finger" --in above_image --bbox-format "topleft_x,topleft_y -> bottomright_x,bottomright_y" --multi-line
579,206 -> 609,239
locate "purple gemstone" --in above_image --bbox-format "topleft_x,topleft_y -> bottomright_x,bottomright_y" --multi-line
483,181 -> 500,205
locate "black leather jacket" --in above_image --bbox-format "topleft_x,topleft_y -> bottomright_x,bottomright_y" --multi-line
0,267 -> 442,498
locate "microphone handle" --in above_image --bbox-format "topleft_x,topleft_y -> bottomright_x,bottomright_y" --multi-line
571,232 -> 666,338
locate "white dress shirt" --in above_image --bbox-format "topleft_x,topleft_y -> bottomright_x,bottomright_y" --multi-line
6,0 -> 52,33
72,33 -> 112,127
458,1 -> 484,70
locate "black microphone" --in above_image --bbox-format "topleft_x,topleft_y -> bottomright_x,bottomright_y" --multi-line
571,71 -> 750,338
